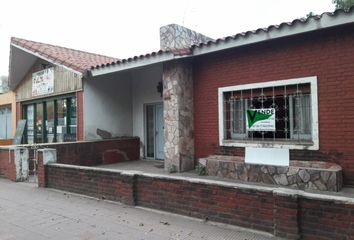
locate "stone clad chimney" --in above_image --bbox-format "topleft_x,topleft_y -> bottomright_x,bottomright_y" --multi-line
161,24 -> 212,172
160,24 -> 213,51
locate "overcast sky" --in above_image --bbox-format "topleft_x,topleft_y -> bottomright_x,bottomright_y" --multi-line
0,0 -> 335,76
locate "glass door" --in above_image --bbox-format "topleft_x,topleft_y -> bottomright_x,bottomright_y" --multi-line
35,103 -> 44,143
56,99 -> 67,142
27,105 -> 35,144
46,101 -> 55,143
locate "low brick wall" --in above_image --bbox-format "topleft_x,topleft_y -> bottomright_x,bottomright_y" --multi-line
0,148 -> 15,180
44,164 -> 134,205
39,162 -> 354,239
36,137 -> 140,166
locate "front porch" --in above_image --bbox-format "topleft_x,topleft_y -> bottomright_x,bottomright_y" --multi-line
87,59 -> 195,172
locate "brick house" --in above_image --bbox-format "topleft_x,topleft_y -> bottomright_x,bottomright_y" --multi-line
90,8 -> 354,185
8,8 -> 354,185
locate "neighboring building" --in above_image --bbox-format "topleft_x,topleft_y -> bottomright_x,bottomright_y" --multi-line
8,38 -> 117,144
0,76 -> 15,141
7,8 -> 354,185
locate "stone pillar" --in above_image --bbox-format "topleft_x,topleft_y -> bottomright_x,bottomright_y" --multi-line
14,147 -> 29,182
160,24 -> 213,51
163,61 -> 194,172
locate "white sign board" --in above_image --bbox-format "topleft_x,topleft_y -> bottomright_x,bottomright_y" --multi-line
246,108 -> 275,131
32,68 -> 54,96
245,147 -> 289,166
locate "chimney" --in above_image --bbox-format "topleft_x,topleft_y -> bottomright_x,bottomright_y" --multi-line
160,24 -> 213,51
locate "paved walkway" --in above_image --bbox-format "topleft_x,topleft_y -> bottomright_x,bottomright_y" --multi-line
0,178 -> 276,240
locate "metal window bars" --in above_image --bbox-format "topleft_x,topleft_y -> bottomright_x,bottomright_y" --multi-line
224,83 -> 312,142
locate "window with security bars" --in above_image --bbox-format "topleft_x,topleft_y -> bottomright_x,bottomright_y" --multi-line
220,78 -> 317,146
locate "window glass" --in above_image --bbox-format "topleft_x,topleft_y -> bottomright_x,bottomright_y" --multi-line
56,99 -> 67,143
35,103 -> 43,143
24,95 -> 77,143
69,97 -> 77,137
146,105 -> 155,158
46,101 -> 55,143
26,105 -> 34,144
224,83 -> 312,142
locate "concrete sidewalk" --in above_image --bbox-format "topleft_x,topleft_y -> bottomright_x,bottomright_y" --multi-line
0,178 -> 276,240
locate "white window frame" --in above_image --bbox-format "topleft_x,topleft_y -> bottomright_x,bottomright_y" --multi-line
218,76 -> 319,150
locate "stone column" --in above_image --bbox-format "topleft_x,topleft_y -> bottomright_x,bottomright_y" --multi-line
160,24 -> 213,51
163,61 -> 194,172
14,147 -> 29,182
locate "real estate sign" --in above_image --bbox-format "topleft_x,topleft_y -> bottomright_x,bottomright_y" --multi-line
246,108 -> 275,131
32,68 -> 54,96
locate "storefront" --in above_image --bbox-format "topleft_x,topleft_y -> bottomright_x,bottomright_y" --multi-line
22,95 -> 77,144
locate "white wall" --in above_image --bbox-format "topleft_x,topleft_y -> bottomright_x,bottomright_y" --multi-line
83,72 -> 133,139
131,64 -> 163,157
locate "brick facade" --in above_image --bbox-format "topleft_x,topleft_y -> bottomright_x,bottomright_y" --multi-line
40,138 -> 140,166
193,25 -> 354,185
0,148 -> 16,180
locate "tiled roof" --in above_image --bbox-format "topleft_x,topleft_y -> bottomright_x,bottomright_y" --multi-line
11,37 -> 118,73
89,47 -> 193,70
90,7 -> 354,73
192,7 -> 354,50
90,49 -> 171,70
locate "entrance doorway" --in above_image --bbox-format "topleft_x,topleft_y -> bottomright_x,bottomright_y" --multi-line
145,103 -> 164,160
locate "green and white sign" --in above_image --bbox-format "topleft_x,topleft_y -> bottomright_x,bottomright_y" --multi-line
246,108 -> 275,131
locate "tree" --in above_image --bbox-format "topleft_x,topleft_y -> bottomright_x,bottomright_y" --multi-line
0,76 -> 9,93
333,0 -> 354,11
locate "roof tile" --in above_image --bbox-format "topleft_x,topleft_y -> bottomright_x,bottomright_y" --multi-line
11,37 -> 118,73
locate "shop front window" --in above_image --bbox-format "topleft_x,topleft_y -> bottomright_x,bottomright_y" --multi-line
23,96 -> 77,144
35,103 -> 43,143
56,99 -> 67,143
27,105 -> 34,144
46,101 -> 55,143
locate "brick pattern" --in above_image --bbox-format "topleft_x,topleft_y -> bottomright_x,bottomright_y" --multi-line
136,177 -> 275,233
37,153 -> 45,187
40,163 -> 354,239
45,166 -> 134,205
40,138 -> 140,166
300,198 -> 354,240
0,149 -> 16,181
193,26 -> 354,185
273,195 -> 300,239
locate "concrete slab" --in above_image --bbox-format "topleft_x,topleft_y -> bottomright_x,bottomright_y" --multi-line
0,178 -> 276,240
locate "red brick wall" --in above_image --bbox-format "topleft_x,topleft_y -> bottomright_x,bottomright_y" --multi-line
40,164 -> 354,239
0,149 -> 16,181
40,138 -> 140,166
135,177 -> 276,233
193,25 -> 354,185
300,198 -> 354,240
45,165 -> 135,205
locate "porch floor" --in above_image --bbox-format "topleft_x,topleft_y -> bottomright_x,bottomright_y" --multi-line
96,160 -> 354,199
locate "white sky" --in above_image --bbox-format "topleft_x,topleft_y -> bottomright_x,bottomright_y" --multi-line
0,0 -> 335,76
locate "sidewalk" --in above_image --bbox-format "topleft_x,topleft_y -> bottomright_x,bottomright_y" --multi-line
0,178 -> 275,240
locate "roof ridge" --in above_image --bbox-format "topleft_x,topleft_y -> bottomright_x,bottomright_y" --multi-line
192,6 -> 354,49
